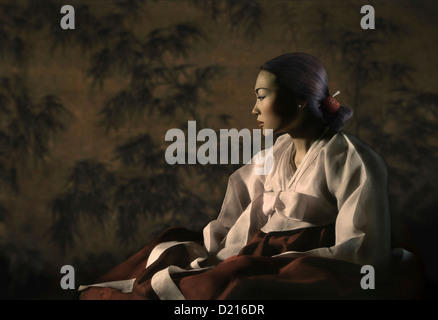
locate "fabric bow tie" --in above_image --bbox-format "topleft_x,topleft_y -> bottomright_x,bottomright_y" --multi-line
261,190 -> 307,221
260,190 -> 337,224
262,190 -> 286,216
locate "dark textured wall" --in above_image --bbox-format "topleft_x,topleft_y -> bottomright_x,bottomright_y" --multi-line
0,0 -> 437,299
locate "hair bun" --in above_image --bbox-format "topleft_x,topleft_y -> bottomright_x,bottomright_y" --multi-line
323,105 -> 353,132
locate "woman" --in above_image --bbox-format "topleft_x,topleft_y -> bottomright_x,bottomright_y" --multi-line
79,53 -> 414,300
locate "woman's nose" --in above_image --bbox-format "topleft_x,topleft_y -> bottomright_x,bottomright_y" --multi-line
252,104 -> 259,115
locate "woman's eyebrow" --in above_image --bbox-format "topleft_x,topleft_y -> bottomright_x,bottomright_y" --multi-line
255,88 -> 270,94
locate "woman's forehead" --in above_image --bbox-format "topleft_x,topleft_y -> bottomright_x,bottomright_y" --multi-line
255,70 -> 277,91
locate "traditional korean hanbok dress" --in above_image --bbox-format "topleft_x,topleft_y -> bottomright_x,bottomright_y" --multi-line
78,127 -> 418,300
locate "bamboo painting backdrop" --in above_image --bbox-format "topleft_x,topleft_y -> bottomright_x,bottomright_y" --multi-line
0,0 -> 437,299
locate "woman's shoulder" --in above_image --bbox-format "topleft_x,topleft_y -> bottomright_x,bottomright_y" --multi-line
325,130 -> 388,175
228,133 -> 291,183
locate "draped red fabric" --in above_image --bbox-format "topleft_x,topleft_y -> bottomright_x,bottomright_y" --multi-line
79,225 -> 399,300
79,227 -> 203,300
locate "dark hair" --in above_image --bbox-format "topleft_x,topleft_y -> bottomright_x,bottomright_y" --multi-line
260,52 -> 352,132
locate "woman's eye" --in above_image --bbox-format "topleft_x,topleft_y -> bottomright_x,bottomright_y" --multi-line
257,96 -> 265,101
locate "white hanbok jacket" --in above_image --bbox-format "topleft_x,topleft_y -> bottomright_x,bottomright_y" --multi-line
204,128 -> 392,271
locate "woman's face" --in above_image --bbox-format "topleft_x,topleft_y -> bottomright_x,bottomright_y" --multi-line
252,70 -> 301,135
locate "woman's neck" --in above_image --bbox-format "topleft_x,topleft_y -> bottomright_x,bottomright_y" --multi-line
286,120 -> 327,162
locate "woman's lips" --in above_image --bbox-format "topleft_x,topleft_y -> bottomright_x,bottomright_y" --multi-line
257,120 -> 264,127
